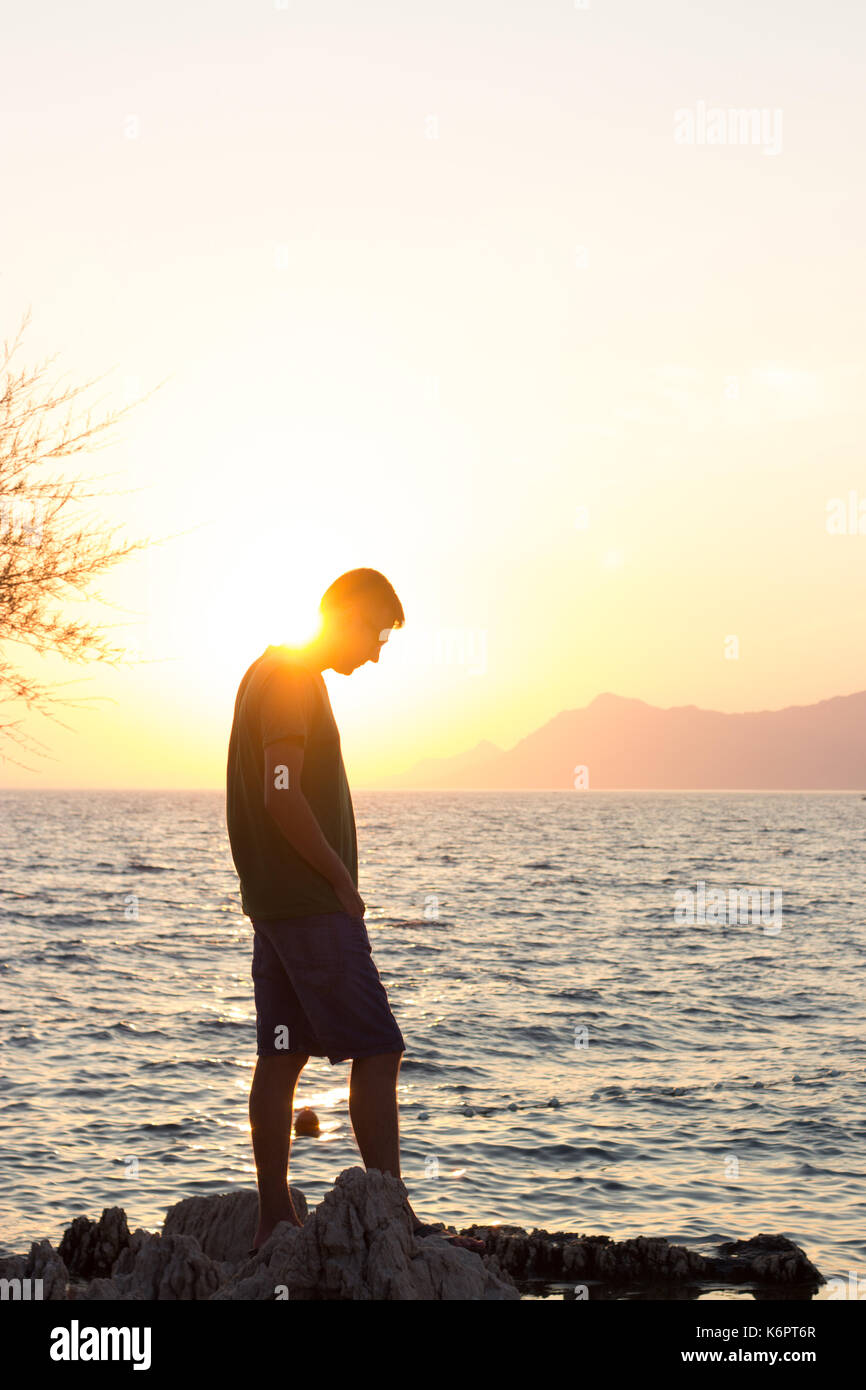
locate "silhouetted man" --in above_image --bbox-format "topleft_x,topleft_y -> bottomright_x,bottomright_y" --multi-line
226,568 -> 436,1253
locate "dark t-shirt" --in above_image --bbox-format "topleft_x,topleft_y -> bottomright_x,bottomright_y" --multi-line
225,645 -> 358,920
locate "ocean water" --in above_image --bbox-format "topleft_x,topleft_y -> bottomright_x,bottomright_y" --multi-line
0,788 -> 864,1300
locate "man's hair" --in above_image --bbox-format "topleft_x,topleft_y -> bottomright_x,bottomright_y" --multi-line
319,568 -> 405,628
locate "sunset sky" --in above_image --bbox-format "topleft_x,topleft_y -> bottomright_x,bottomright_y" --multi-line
1,0 -> 864,788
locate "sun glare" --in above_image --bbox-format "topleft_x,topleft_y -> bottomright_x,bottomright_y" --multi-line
152,527 -> 332,689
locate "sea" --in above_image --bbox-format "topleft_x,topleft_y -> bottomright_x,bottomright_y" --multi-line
0,789 -> 864,1300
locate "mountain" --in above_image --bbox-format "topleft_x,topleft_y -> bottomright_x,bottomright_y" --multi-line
381,738 -> 503,786
375,691 -> 866,789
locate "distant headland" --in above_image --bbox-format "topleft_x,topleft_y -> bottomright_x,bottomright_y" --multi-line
373,690 -> 866,790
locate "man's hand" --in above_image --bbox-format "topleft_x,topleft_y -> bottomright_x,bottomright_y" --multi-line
335,880 -> 366,919
264,739 -> 364,915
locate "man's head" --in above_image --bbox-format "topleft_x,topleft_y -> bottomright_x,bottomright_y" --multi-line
317,568 -> 405,675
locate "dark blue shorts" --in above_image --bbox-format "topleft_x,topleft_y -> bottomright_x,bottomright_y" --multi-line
250,911 -> 405,1064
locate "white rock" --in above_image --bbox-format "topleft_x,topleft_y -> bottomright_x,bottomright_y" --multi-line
162,1186 -> 307,1263
0,1240 -> 69,1300
214,1167 -> 519,1301
112,1231 -> 223,1300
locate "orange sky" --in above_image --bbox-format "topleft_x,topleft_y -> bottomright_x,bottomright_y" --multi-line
1,1 -> 865,788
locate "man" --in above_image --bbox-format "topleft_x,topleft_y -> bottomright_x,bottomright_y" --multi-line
226,568 -> 483,1255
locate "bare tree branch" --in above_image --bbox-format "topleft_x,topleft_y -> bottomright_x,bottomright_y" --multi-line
0,305 -> 179,762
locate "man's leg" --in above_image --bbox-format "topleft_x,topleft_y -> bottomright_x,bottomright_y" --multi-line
249,1051 -> 309,1248
348,1050 -> 403,1177
348,1050 -> 425,1227
348,1049 -> 485,1253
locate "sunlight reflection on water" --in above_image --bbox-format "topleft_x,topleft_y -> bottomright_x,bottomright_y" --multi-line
0,789 -> 863,1301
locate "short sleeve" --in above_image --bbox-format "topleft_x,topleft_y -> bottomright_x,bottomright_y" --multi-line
259,664 -> 318,749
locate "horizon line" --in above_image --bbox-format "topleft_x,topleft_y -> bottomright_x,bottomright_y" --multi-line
2,786 -> 865,795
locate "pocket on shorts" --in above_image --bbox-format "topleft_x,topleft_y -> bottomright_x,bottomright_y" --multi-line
340,914 -> 372,955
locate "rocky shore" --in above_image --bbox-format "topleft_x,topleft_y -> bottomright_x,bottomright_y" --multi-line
0,1167 -> 825,1300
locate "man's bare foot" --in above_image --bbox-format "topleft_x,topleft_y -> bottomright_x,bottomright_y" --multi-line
251,1208 -> 304,1254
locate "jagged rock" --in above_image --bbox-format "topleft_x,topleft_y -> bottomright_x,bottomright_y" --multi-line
58,1206 -> 131,1279
214,1167 -> 519,1301
593,1235 -> 705,1282
3,1175 -> 825,1300
459,1224 -> 824,1289
110,1231 -> 223,1300
715,1234 -> 823,1284
162,1186 -> 307,1264
27,1240 -> 70,1299
0,1241 -> 69,1300
67,1276 -> 134,1301
0,1255 -> 25,1285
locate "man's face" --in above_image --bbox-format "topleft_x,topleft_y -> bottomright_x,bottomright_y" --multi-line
333,601 -> 394,673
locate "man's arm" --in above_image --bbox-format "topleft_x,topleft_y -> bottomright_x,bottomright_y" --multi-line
263,739 -> 362,910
